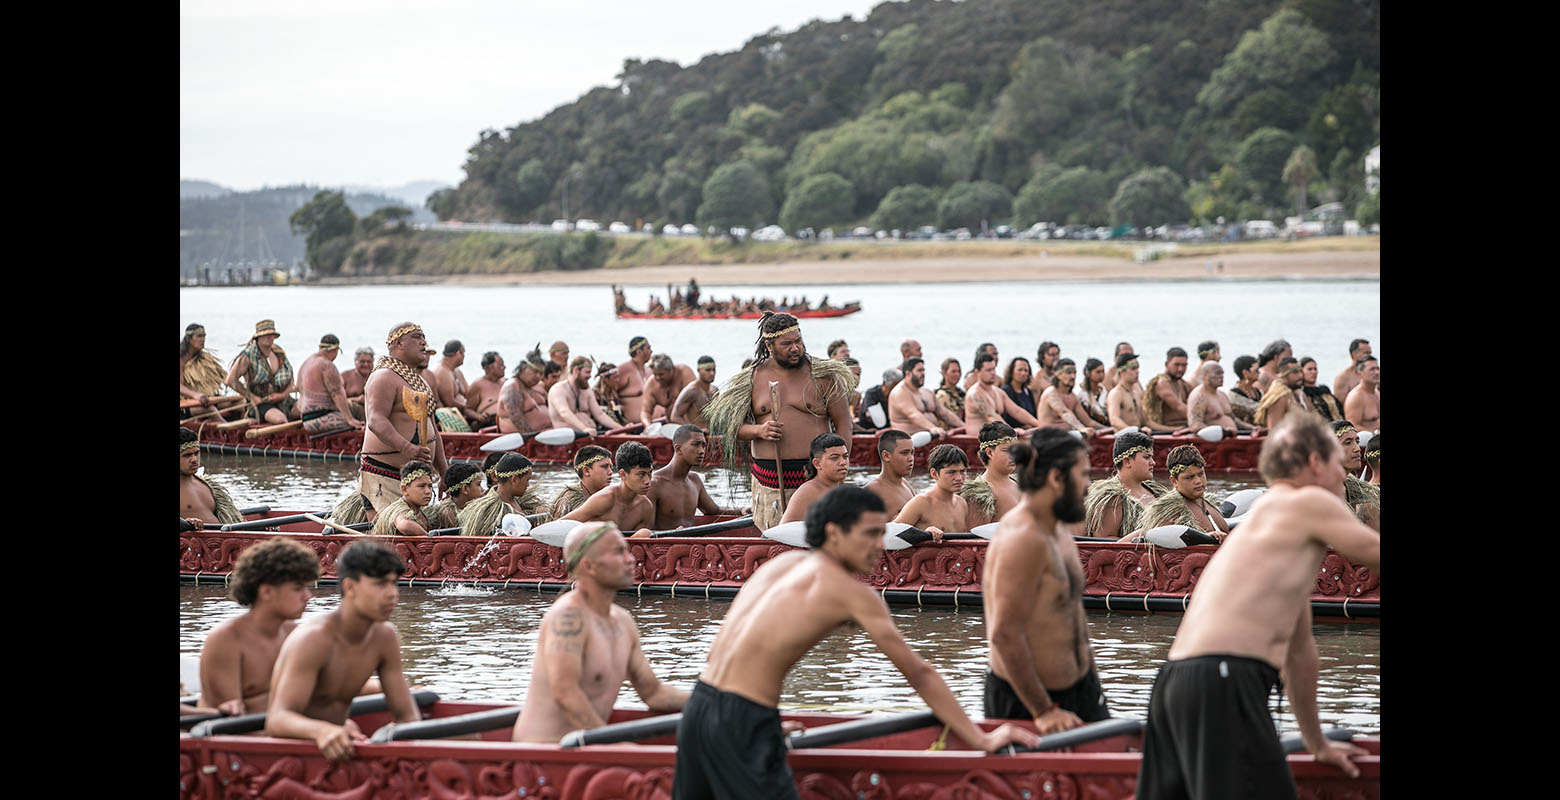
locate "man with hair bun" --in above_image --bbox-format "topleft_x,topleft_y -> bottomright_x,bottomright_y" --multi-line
779,433 -> 851,524
892,444 -> 969,539
266,539 -> 420,761
199,536 -> 321,715
562,441 -> 657,537
1190,340 -> 1220,385
674,485 -> 1039,797
983,428 -> 1113,733
961,422 -> 1022,529
865,429 -> 916,519
512,521 -> 688,742
1254,356 -> 1304,429
1255,338 -> 1293,392
1228,354 -> 1262,425
1139,445 -> 1230,540
1145,347 -> 1194,431
1084,431 -> 1168,539
1135,414 -> 1380,795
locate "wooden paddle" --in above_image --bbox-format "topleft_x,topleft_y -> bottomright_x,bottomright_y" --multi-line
768,381 -> 785,517
184,404 -> 248,422
215,417 -> 258,431
245,420 -> 304,439
601,422 -> 645,436
305,513 -> 362,536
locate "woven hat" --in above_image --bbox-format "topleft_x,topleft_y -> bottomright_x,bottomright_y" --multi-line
251,319 -> 281,339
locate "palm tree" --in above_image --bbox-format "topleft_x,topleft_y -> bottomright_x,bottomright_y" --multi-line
1283,145 -> 1319,217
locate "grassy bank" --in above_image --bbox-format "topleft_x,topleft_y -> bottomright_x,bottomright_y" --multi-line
334,230 -> 1378,279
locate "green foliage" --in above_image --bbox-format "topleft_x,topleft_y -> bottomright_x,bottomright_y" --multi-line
1183,165 -> 1245,225
289,190 -> 358,275
670,91 -> 713,122
513,159 -> 552,214
936,181 -> 1012,230
870,184 -> 940,231
1305,84 -> 1374,170
1012,166 -> 1111,227
1197,9 -> 1338,113
779,173 -> 856,233
1282,145 -> 1319,214
358,205 -> 413,237
877,23 -> 921,62
533,232 -> 608,270
987,37 -> 1117,185
1108,167 -> 1189,227
1328,147 -> 1364,211
784,117 -> 948,214
929,82 -> 968,109
1356,189 -> 1379,227
727,103 -> 781,140
1235,127 -> 1299,204
695,160 -> 774,230
1230,88 -> 1306,139
426,188 -> 457,220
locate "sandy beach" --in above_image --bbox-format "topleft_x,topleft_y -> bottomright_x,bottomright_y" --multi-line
313,240 -> 1379,287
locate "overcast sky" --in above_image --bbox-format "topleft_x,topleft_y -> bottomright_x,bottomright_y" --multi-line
181,0 -> 886,191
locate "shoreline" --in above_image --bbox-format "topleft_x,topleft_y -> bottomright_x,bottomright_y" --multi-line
227,242 -> 1381,288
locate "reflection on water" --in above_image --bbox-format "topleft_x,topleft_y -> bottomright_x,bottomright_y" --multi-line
179,585 -> 1379,734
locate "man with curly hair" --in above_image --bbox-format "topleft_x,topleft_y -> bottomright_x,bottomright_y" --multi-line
198,537 -> 320,715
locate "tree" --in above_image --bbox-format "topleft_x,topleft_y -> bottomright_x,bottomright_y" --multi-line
1012,166 -> 1111,227
514,159 -> 552,214
1235,127 -> 1299,204
289,190 -> 357,275
1305,84 -> 1374,169
426,188 -> 457,221
779,173 -> 855,233
359,205 -> 413,237
871,184 -> 940,231
1282,146 -> 1319,215
1108,167 -> 1189,227
1197,9 -> 1338,114
727,103 -> 780,140
695,160 -> 773,231
1356,189 -> 1379,227
1230,87 -> 1306,139
1328,147 -> 1364,212
935,181 -> 1012,231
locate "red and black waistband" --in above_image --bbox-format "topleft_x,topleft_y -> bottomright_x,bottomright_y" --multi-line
360,455 -> 400,479
752,458 -> 811,490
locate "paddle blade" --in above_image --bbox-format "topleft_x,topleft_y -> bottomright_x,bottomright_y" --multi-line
534,427 -> 577,446
1143,524 -> 1218,548
1067,429 -> 1083,441
1218,488 -> 1264,519
970,522 -> 1000,539
479,432 -> 526,452
500,513 -> 532,537
528,518 -> 577,547
180,654 -> 202,698
660,423 -> 680,439
762,520 -> 810,548
868,405 -> 887,427
882,522 -> 921,550
909,430 -> 932,448
1196,425 -> 1224,442
1357,430 -> 1373,448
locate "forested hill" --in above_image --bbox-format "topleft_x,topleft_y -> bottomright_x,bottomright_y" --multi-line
433,0 -> 1379,233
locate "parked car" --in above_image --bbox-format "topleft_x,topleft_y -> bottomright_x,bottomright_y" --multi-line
752,225 -> 786,241
662,224 -> 681,236
851,226 -> 874,238
608,221 -> 630,233
730,227 -> 750,239
551,219 -> 570,232
680,224 -> 700,236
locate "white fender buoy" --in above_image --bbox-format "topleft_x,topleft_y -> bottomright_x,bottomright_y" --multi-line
1218,488 -> 1265,519
1143,524 -> 1219,548
1196,425 -> 1224,442
500,513 -> 533,537
534,427 -> 577,446
528,518 -> 577,547
479,432 -> 526,452
910,430 -> 933,448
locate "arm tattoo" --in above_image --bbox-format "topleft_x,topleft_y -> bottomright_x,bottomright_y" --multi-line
550,607 -> 585,652
501,384 -> 526,430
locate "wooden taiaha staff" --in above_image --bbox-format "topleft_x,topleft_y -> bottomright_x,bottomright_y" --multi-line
769,381 -> 785,516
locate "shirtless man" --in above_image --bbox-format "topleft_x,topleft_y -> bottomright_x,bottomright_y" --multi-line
1028,341 -> 1061,393
1185,362 -> 1258,436
426,340 -> 475,424
669,356 -> 718,429
900,339 -> 922,366
673,486 -> 1038,798
1254,357 -> 1305,430
704,313 -> 854,530
827,339 -> 850,360
512,522 -> 688,743
180,428 -> 244,527
1189,340 -> 1220,385
1102,342 -> 1133,389
889,357 -> 964,437
465,351 -> 505,429
1255,339 -> 1293,392
647,426 -> 740,529
1107,352 -> 1178,433
779,433 -> 851,524
963,343 -> 998,391
340,347 -> 375,408
966,352 -> 1041,434
1138,445 -> 1230,540
199,537 -> 320,715
1145,347 -> 1194,429
961,422 -> 1021,529
893,444 -> 969,538
562,441 -> 656,537
1344,356 -> 1380,431
548,356 -> 622,433
548,446 -> 614,522
359,322 -> 447,513
1083,431 -> 1167,539
549,341 -> 571,370
864,429 -> 915,519
297,335 -> 364,439
1135,414 -> 1381,795
265,540 -> 421,761
642,353 -> 695,427
499,356 -> 552,434
1034,358 -> 1097,437
612,336 -> 654,424
1333,339 -> 1372,400
984,428 -> 1112,731
542,361 -> 564,393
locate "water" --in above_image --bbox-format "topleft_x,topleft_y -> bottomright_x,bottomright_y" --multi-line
178,586 -> 1380,734
179,280 -> 1379,392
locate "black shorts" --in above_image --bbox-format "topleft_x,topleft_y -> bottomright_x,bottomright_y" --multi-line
984,667 -> 1111,723
673,680 -> 796,800
1136,654 -> 1295,800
